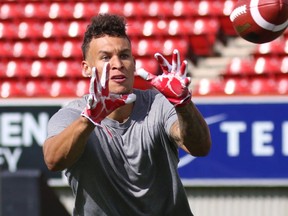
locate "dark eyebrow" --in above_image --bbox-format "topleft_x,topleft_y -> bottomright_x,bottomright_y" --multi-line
98,50 -> 110,55
98,48 -> 131,55
120,48 -> 131,53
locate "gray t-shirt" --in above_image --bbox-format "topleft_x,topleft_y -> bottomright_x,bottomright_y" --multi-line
47,89 -> 193,216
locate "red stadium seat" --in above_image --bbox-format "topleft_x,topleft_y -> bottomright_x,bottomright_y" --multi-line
0,21 -> 19,40
0,41 -> 14,58
147,1 -> 174,18
24,79 -> 50,97
44,20 -> 87,39
1,59 -> 68,80
193,78 -> 225,96
196,1 -> 211,17
280,56 -> 288,74
98,2 -> 124,15
75,79 -> 89,97
62,40 -> 82,59
133,38 -> 163,57
167,19 -> 195,37
189,34 -> 213,56
142,19 -> 169,38
0,61 -> 14,78
277,77 -> 288,94
48,2 -> 76,20
0,80 -> 25,98
224,57 -> 254,77
253,38 -> 288,58
29,60 -> 58,78
68,21 -> 88,38
3,60 -> 32,78
135,58 -> 158,75
42,21 -> 66,39
0,61 -> 7,77
196,1 -> 219,17
172,1 -> 198,18
223,78 -> 250,95
180,18 -> 219,56
225,57 -> 282,78
191,18 -> 219,40
197,1 -> 226,18
73,2 -> 100,19
37,41 -> 60,58
249,78 -> 277,95
162,38 -> 189,57
253,57 -> 281,76
49,79 -> 77,97
0,3 -> 25,20
126,20 -> 145,38
218,0 -> 238,36
23,2 -> 50,19
0,41 -> 38,59
123,2 -> 150,19
55,60 -> 82,78
16,41 -> 39,58
17,21 -> 44,40
37,40 -> 82,59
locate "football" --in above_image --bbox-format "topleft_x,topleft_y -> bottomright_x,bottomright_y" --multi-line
230,0 -> 288,43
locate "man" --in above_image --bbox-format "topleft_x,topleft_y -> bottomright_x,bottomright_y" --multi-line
43,13 -> 211,216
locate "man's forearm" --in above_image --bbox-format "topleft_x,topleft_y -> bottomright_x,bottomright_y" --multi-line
172,101 -> 211,156
43,116 -> 95,171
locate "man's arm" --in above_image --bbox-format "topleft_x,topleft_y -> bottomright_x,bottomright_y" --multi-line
43,64 -> 136,171
43,117 -> 95,171
136,49 -> 211,156
170,102 -> 211,156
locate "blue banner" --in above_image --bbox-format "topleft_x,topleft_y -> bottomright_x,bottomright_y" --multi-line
0,103 -> 63,184
2,97 -> 288,186
178,98 -> 288,185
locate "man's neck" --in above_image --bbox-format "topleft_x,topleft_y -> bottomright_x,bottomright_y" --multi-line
107,102 -> 134,123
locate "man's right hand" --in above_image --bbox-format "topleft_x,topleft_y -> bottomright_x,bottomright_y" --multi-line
81,63 -> 136,126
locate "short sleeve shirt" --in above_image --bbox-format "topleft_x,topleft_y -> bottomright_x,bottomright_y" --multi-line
47,89 -> 193,216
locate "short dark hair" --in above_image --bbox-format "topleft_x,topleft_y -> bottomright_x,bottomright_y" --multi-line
81,13 -> 130,60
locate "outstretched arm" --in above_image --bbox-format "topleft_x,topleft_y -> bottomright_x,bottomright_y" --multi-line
43,63 -> 136,171
136,50 -> 211,156
43,117 -> 95,171
170,102 -> 211,156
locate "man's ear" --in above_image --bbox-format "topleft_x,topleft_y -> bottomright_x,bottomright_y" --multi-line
82,61 -> 91,77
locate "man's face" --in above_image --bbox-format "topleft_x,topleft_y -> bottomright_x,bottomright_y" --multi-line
82,36 -> 135,94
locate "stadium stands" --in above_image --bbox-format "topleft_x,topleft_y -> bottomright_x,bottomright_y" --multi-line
0,0 -> 287,98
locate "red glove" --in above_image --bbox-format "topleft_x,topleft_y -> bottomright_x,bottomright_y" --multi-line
136,49 -> 191,107
81,63 -> 136,126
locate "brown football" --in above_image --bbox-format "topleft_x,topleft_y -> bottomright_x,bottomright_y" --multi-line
230,0 -> 288,43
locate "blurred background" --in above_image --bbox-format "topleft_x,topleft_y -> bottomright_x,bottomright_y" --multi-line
0,0 -> 288,215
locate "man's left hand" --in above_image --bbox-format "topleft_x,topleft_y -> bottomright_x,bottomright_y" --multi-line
136,49 -> 192,107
